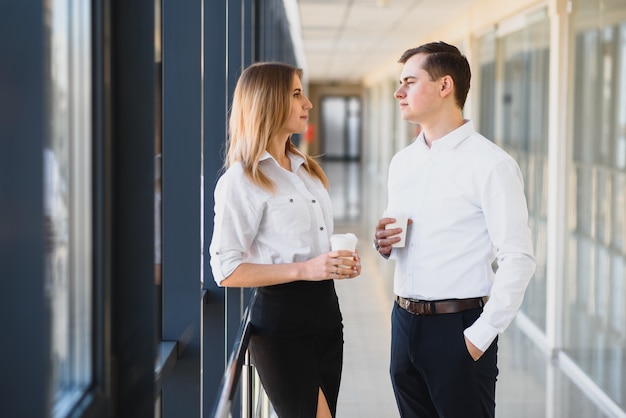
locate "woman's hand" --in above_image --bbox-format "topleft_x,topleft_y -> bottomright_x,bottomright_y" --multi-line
303,250 -> 362,281
221,250 -> 362,287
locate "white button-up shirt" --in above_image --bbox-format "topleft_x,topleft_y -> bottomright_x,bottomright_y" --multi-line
386,120 -> 536,351
210,151 -> 334,285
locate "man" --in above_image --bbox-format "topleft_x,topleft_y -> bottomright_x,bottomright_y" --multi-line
374,41 -> 536,417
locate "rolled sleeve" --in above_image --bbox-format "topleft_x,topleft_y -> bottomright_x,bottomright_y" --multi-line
210,249 -> 244,286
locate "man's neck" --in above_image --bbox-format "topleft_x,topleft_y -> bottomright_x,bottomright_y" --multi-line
420,113 -> 465,148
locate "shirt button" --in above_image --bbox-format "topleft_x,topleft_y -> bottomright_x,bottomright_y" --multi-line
289,198 -> 293,202
311,199 -> 316,203
319,227 -> 324,231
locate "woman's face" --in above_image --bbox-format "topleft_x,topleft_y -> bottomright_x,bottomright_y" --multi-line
281,74 -> 313,136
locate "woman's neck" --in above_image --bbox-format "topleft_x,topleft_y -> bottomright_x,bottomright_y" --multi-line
267,137 -> 291,171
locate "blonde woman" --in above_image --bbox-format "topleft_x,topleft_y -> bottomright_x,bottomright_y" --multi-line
209,62 -> 361,418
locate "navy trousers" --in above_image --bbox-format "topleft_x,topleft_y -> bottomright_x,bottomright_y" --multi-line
390,302 -> 498,418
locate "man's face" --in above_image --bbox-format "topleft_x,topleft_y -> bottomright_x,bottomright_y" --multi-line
394,53 -> 443,124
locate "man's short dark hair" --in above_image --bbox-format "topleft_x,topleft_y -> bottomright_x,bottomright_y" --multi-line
399,41 -> 471,109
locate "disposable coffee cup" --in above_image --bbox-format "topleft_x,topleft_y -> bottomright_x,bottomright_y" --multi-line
383,211 -> 408,248
330,233 -> 358,269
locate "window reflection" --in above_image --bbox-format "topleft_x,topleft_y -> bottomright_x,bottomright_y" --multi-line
45,0 -> 93,414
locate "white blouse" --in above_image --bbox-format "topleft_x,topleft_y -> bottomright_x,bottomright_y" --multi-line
209,151 -> 334,286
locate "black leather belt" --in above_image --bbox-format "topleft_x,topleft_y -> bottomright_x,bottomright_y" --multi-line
396,295 -> 486,315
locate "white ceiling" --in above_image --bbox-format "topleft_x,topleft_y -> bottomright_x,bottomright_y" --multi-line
296,0 -> 482,83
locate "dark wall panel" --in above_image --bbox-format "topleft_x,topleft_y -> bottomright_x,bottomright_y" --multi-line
110,0 -> 157,415
0,2 -> 49,415
161,0 -> 203,415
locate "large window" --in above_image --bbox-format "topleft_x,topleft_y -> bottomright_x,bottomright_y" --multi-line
44,1 -> 93,415
477,30 -> 496,141
482,8 -> 550,332
568,0 -> 626,408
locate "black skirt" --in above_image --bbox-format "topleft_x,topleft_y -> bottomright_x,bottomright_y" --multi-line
249,279 -> 344,418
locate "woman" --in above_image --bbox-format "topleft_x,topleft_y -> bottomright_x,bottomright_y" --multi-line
209,62 -> 361,418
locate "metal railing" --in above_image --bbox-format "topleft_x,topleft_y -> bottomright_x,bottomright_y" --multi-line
211,290 -> 273,418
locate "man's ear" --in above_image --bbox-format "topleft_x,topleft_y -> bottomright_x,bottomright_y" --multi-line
440,75 -> 454,98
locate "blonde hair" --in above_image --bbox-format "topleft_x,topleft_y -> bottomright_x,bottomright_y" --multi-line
226,62 -> 329,192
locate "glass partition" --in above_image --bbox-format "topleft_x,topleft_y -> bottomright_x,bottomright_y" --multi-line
492,9 -> 550,332
567,0 -> 626,408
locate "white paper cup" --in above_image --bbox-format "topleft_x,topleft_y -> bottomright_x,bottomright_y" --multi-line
383,212 -> 408,248
330,233 -> 358,269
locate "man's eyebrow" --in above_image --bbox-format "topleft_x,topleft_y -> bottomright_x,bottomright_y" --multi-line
399,76 -> 416,83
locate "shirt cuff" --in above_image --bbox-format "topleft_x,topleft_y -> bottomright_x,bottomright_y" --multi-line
211,249 -> 243,286
463,317 -> 499,352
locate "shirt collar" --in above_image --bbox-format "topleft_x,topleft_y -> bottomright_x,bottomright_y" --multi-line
419,119 -> 475,151
260,150 -> 306,171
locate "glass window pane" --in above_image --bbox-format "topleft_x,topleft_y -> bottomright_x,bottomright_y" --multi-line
610,255 -> 624,335
478,30 -> 496,140
612,172 -> 625,251
567,0 -> 626,409
617,25 -> 626,170
45,0 -> 93,414
595,169 -> 609,244
497,10 -> 550,332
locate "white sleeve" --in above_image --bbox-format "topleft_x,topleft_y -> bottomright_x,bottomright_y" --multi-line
464,158 -> 536,351
209,171 -> 262,286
